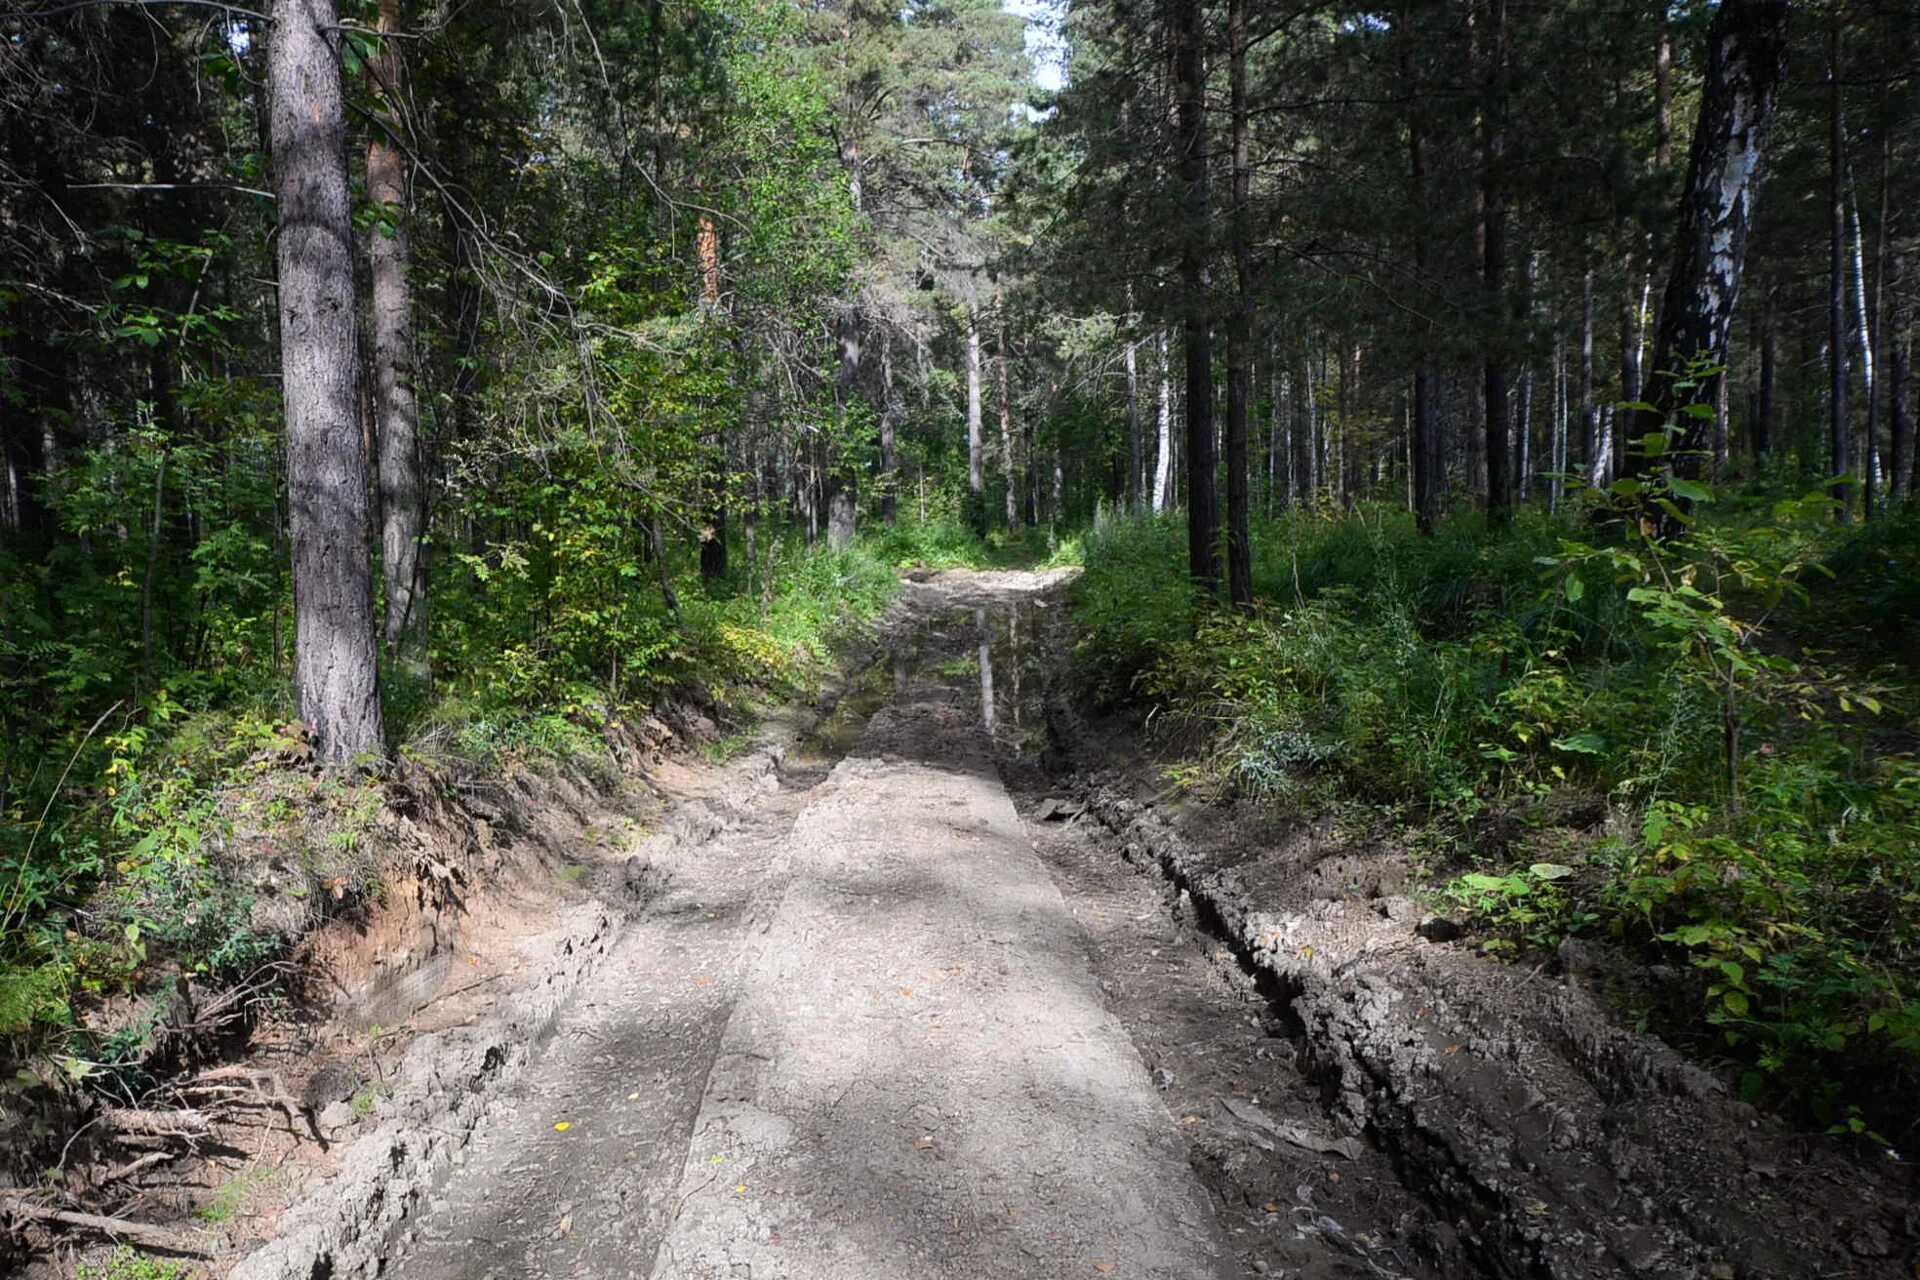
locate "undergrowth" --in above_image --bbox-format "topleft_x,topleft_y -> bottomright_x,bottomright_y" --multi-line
0,524 -> 918,1073
1074,497 -> 1918,1139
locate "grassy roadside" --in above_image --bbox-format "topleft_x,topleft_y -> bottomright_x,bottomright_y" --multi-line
0,524 -> 954,1086
1070,502 -> 1918,1142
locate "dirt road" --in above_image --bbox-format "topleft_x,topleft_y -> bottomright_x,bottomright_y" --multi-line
384,569 -> 1232,1279
244,568 -> 1912,1280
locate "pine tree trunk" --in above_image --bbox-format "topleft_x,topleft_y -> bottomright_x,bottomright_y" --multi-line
1890,256 -> 1912,500
272,0 -> 384,765
1756,297 -> 1776,458
1480,0 -> 1510,520
1172,0 -> 1219,595
1404,11 -> 1442,534
1224,0 -> 1253,610
1827,10 -> 1851,519
367,0 -> 426,676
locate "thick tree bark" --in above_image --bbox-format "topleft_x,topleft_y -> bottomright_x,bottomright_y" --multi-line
367,0 -> 426,676
272,0 -> 384,765
1223,0 -> 1253,609
1172,0 -> 1218,595
1634,0 -> 1789,494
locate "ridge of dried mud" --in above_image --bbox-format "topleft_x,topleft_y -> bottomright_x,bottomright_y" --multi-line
1039,708 -> 1918,1278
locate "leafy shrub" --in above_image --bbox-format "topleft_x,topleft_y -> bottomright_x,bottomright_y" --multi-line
1074,494 -> 1917,1127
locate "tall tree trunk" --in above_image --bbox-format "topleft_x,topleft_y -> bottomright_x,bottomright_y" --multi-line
1300,356 -> 1319,501
1849,191 -> 1878,514
272,0 -> 384,765
1223,0 -> 1253,609
1634,0 -> 1789,497
1611,243 -> 1644,490
1269,363 -> 1285,516
1655,15 -> 1674,171
1892,255 -> 1913,501
1125,336 -> 1143,515
1580,259 -> 1599,486
1827,8 -> 1852,518
965,303 -> 985,532
998,319 -> 1019,532
1153,329 -> 1173,512
879,338 -> 899,526
1172,0 -> 1219,595
1405,11 -> 1442,533
368,0 -> 426,675
1480,0 -> 1510,520
1755,295 -> 1777,458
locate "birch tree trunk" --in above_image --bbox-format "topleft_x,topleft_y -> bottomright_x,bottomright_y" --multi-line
965,303 -> 985,531
1125,336 -> 1143,515
1635,0 -> 1790,497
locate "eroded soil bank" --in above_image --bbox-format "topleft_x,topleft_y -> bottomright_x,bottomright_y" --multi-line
1012,589 -> 1919,1278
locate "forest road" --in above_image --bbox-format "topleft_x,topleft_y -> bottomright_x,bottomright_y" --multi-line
392,567 -> 1233,1280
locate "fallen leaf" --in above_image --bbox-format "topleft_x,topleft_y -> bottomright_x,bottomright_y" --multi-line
734,1183 -> 747,1195
1093,1264 -> 1117,1274
553,1121 -> 571,1132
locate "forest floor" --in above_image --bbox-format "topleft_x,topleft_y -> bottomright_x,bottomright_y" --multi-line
199,567 -> 1916,1280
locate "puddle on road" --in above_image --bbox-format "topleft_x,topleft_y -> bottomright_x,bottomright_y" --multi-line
781,589 -> 1064,785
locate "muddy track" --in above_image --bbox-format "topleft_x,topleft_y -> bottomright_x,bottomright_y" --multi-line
228,568 -> 1915,1280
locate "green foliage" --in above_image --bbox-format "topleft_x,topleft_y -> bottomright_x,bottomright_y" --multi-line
1074,497 -> 1918,1125
75,1246 -> 187,1280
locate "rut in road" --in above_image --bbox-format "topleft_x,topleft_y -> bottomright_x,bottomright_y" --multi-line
389,570 -> 1231,1279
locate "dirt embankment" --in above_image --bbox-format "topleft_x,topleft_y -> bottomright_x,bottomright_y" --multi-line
0,680 -> 844,1276
1038,684 -> 1917,1279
